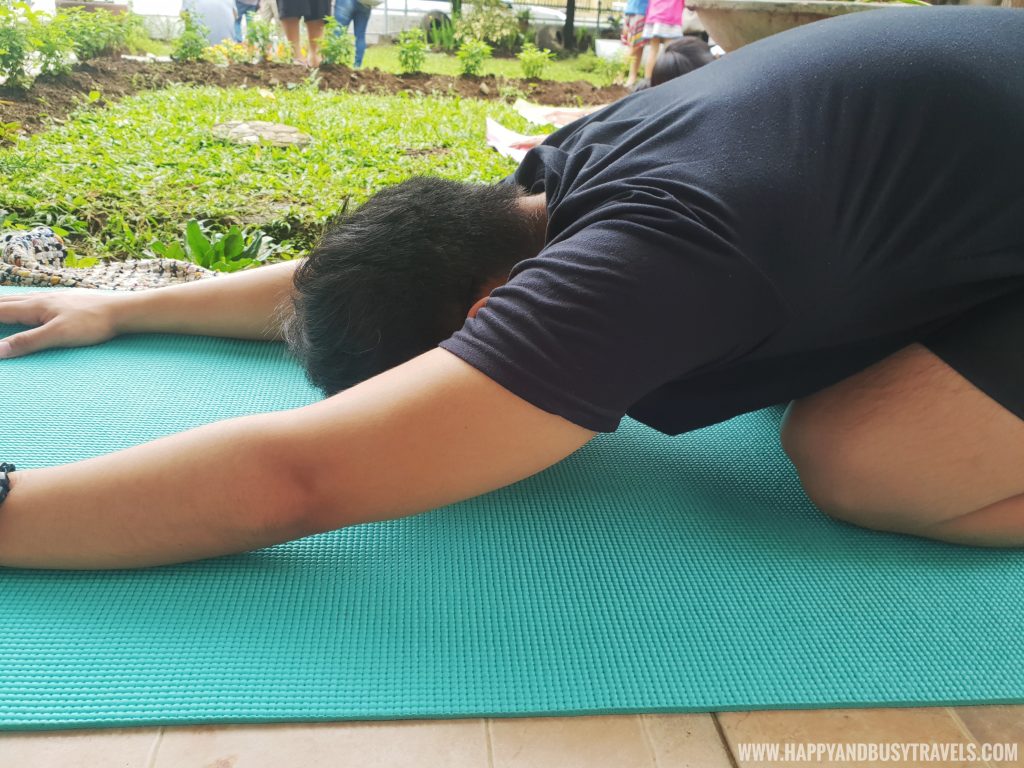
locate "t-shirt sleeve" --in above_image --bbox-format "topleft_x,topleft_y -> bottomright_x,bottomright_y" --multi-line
438,204 -> 787,432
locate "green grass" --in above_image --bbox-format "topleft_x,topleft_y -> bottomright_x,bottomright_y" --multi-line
0,81 -> 552,262
362,44 -> 610,86
127,37 -> 175,57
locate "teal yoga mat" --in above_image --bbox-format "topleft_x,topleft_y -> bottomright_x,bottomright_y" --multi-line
1,284 -> 1022,731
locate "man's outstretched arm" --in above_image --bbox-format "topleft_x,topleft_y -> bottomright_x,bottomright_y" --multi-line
0,348 -> 596,570
0,259 -> 302,359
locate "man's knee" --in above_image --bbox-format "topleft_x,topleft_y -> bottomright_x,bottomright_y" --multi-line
780,399 -> 917,532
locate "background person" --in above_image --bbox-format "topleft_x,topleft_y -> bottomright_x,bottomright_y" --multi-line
620,0 -> 648,88
183,0 -> 236,45
233,0 -> 259,42
277,0 -> 328,66
641,0 -> 684,81
332,0 -> 375,68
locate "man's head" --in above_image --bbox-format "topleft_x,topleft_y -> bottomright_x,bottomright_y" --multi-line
282,176 -> 546,396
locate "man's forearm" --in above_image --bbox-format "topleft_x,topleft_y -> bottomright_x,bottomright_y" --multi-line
114,259 -> 303,341
0,412 -> 315,570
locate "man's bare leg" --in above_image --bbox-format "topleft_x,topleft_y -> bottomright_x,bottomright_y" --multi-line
280,17 -> 305,65
306,19 -> 324,66
781,343 -> 1024,547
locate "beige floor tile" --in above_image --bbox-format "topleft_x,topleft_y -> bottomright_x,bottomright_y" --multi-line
488,714 -> 655,768
953,707 -> 1024,768
153,719 -> 489,768
640,714 -> 733,768
717,707 -> 987,768
0,726 -> 160,768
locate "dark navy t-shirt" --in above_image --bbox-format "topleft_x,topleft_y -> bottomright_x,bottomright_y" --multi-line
440,8 -> 1024,434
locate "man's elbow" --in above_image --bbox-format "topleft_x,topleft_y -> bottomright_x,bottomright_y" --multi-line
245,417 -> 332,544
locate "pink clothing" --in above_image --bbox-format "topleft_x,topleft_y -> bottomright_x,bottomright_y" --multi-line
644,0 -> 683,28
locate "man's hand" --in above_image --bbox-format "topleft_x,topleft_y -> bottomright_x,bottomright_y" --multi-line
0,259 -> 302,361
0,290 -> 125,359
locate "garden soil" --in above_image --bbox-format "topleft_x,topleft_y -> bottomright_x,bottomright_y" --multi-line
0,57 -> 627,137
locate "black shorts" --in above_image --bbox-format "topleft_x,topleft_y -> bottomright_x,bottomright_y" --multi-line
277,0 -> 329,20
921,290 -> 1024,421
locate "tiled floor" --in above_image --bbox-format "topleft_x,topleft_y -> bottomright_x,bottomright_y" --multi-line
2,706 -> 1021,768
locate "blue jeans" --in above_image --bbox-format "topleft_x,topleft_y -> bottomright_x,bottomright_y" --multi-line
332,0 -> 371,67
234,0 -> 257,42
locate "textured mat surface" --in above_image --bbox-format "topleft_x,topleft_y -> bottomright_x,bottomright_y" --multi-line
1,284 -> 1022,730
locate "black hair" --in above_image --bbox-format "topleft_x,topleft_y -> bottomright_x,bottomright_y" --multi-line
650,36 -> 715,87
282,176 -> 544,396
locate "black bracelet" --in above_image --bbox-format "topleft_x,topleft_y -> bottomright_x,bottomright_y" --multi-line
0,463 -> 15,505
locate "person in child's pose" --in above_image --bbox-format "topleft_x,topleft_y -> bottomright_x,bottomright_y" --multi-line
1,10 -> 1024,570
620,0 -> 649,87
641,0 -> 684,81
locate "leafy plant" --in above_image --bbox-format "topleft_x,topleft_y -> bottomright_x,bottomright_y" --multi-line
396,28 -> 426,74
58,7 -> 139,61
427,17 -> 456,53
456,37 -> 491,76
320,17 -> 354,66
27,11 -> 74,76
517,42 -> 553,79
0,4 -> 30,89
454,0 -> 519,52
0,120 -> 21,145
245,15 -> 276,61
204,40 -> 253,64
171,11 -> 208,63
149,220 -> 280,273
65,252 -> 99,268
581,51 -> 627,86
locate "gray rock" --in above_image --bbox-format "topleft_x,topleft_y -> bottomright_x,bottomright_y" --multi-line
212,121 -> 312,147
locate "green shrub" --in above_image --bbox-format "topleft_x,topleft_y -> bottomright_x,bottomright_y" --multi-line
244,15 -> 276,61
320,17 -> 354,66
28,12 -> 74,77
58,7 -> 138,61
456,37 -> 491,76
396,28 -> 427,74
0,4 -> 29,88
427,17 -> 456,53
171,11 -> 208,63
517,42 -> 553,79
590,51 -> 627,86
454,0 -> 519,52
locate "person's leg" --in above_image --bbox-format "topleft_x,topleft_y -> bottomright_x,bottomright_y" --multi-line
627,45 -> 643,86
233,0 -> 245,41
332,0 -> 353,30
280,16 -> 305,64
241,5 -> 255,39
644,37 -> 662,80
781,342 -> 1024,547
306,18 -> 325,66
351,2 -> 370,67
